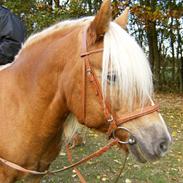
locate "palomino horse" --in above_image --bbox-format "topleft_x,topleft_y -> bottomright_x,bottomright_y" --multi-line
0,0 -> 171,182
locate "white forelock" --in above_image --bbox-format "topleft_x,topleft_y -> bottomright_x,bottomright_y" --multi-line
102,22 -> 153,110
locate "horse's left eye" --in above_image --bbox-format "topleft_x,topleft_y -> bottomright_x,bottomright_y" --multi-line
107,74 -> 116,83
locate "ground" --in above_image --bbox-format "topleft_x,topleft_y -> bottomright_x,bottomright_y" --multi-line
40,93 -> 183,183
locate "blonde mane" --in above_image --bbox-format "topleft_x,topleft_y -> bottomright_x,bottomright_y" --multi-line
23,17 -> 92,49
63,113 -> 84,143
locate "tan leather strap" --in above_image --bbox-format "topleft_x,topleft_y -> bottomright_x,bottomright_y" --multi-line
81,26 -> 112,124
81,48 -> 104,57
0,157 -> 48,175
0,139 -> 119,176
66,145 -> 87,183
116,104 -> 159,126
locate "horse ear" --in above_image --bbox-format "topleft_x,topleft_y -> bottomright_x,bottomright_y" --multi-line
88,0 -> 111,43
114,7 -> 129,29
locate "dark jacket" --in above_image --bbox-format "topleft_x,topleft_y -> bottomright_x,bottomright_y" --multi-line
0,6 -> 25,65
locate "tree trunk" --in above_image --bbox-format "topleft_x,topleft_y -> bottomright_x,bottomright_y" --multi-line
181,57 -> 183,92
141,0 -> 161,90
146,21 -> 160,90
146,23 -> 154,71
170,17 -> 175,84
54,0 -> 60,7
48,0 -> 53,6
176,19 -> 183,92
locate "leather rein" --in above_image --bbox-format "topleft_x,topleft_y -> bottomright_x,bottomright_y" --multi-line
0,26 -> 159,177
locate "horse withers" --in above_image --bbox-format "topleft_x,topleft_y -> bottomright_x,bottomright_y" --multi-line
0,0 -> 171,182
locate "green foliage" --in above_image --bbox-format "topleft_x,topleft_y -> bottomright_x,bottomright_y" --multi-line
2,0 -> 90,36
1,0 -> 183,92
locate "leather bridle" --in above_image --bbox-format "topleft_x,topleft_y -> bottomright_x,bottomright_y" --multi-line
80,26 -> 159,144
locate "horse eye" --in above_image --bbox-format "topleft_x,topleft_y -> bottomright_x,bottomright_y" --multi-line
107,74 -> 116,83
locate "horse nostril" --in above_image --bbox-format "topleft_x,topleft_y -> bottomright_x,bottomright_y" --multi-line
155,140 -> 170,157
159,141 -> 168,153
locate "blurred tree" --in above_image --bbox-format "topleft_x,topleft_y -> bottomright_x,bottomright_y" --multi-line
129,0 -> 182,91
1,0 -> 182,92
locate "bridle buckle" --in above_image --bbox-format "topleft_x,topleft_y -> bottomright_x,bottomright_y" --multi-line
86,68 -> 92,74
107,115 -> 113,123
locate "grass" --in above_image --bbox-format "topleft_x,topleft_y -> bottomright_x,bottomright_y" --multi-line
40,94 -> 183,183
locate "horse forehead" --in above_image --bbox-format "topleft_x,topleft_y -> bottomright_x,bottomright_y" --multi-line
87,45 -> 104,68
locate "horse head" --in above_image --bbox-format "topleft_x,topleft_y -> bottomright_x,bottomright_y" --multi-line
64,0 -> 171,163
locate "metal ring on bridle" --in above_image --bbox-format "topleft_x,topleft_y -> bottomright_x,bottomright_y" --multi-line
86,68 -> 92,74
107,115 -> 113,122
112,126 -> 136,145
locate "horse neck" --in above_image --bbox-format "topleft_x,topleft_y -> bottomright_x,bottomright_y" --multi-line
10,27 -> 82,125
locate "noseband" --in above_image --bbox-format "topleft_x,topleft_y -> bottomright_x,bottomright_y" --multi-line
80,26 -> 159,144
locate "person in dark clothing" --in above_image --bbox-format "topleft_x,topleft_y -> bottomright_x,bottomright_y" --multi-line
0,5 -> 25,65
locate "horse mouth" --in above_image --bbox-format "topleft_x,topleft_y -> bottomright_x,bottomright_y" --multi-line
129,143 -> 147,163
